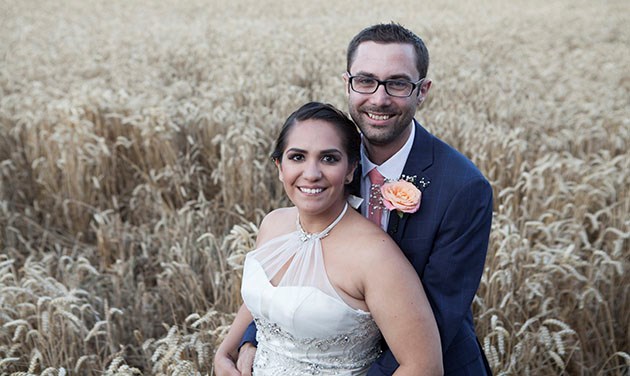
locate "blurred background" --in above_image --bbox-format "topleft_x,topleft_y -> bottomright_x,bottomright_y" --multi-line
0,0 -> 628,374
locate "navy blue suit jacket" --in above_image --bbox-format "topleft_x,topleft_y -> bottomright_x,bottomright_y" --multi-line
363,121 -> 493,375
241,121 -> 493,375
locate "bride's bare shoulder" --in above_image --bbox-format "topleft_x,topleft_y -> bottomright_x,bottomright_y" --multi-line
341,210 -> 399,252
257,207 -> 296,243
343,211 -> 391,245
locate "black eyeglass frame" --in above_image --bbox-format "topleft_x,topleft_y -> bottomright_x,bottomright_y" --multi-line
346,72 -> 425,98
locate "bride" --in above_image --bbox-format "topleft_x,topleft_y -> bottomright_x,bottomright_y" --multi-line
214,102 -> 442,375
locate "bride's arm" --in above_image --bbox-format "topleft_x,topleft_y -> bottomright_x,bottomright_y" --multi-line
362,236 -> 443,376
214,208 -> 293,375
213,304 -> 254,376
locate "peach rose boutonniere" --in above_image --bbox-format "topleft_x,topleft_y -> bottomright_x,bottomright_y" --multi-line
381,177 -> 422,218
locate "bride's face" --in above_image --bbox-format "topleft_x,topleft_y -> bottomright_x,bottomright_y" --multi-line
276,119 -> 355,217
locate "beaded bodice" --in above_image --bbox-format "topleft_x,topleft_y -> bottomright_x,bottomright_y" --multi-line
241,204 -> 382,375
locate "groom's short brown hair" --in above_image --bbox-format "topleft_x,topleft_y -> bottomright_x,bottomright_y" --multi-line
347,22 -> 430,80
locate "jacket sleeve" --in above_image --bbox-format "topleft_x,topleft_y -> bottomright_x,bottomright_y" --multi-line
424,176 -> 493,350
239,320 -> 258,348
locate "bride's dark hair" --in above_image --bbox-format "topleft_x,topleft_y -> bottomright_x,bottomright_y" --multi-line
271,102 -> 360,165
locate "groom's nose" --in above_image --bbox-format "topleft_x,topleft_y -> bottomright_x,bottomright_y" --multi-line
368,83 -> 393,106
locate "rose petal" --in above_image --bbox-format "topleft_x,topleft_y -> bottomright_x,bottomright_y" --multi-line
380,180 -> 421,213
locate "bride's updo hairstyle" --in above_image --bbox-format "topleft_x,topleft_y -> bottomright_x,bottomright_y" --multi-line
271,102 -> 360,166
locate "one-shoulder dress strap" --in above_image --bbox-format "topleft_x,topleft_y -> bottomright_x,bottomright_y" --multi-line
296,203 -> 348,242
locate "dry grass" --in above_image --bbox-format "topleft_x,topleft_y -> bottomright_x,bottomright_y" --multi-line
1,0 -> 628,374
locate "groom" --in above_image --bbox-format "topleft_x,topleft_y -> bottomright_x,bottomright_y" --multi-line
342,23 -> 493,375
222,23 -> 494,375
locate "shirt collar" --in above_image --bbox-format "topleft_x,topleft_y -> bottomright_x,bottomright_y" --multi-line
360,121 -> 415,182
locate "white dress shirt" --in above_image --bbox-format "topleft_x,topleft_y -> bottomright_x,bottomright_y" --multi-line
360,123 -> 416,230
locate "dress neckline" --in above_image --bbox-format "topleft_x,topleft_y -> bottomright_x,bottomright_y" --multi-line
296,203 -> 348,242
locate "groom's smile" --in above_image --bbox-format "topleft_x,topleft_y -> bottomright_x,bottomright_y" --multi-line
366,112 -> 394,122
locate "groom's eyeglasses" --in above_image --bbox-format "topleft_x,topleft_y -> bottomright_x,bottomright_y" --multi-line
346,72 -> 424,98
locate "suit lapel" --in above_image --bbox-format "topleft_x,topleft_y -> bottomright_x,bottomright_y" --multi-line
387,120 -> 434,242
350,164 -> 362,196
349,164 -> 362,200
346,163 -> 364,213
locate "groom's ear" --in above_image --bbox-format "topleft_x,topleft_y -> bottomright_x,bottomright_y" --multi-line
417,79 -> 432,106
342,72 -> 351,95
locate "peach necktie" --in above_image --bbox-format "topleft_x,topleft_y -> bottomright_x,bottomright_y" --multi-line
367,168 -> 385,227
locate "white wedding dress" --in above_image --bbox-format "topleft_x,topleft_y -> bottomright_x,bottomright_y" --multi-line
241,203 -> 382,375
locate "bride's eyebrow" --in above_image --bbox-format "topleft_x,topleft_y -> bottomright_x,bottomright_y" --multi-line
285,148 -> 342,154
319,149 -> 342,155
286,148 -> 306,153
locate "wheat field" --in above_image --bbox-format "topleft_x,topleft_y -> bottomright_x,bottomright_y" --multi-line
0,0 -> 628,375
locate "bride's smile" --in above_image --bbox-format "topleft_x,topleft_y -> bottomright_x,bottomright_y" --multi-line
298,186 -> 324,195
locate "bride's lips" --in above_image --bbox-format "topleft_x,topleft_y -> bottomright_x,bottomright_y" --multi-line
299,187 -> 325,195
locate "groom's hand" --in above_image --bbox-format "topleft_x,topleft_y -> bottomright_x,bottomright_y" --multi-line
236,343 -> 257,376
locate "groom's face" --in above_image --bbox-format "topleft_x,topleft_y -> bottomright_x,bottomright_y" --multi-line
345,41 -> 429,154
